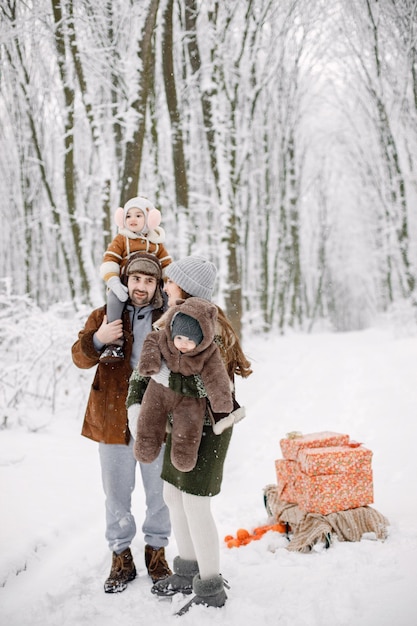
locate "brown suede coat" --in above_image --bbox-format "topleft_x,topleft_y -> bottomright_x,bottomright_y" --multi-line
72,305 -> 163,444
135,298 -> 233,472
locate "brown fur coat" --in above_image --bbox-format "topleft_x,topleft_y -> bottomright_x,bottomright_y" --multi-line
134,297 -> 233,472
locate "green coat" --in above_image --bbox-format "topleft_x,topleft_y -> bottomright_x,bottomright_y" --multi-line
161,425 -> 233,497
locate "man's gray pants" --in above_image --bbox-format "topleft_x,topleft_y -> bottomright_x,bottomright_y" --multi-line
99,438 -> 170,554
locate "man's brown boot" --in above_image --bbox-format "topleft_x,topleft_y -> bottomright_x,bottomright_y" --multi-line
145,545 -> 172,583
104,547 -> 136,593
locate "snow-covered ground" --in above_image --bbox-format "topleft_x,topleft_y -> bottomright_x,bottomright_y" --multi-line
1,323 -> 417,626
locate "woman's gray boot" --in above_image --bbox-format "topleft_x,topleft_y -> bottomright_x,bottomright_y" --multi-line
175,574 -> 228,615
151,556 -> 198,597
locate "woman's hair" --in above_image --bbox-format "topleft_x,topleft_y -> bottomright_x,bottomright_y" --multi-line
215,305 -> 252,379
178,287 -> 252,380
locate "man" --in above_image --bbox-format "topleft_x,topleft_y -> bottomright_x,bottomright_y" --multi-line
72,252 -> 172,593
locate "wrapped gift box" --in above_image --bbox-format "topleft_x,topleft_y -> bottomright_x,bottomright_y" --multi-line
298,445 -> 372,476
296,469 -> 374,515
275,459 -> 298,503
280,431 -> 350,461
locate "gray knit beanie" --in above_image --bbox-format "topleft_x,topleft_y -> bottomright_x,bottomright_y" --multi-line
165,256 -> 217,301
171,312 -> 203,346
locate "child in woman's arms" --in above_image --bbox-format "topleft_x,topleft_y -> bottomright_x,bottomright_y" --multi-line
134,297 -> 233,472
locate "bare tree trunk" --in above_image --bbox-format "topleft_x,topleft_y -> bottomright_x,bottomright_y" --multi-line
51,0 -> 91,301
183,0 -> 264,337
288,135 -> 303,326
120,0 -> 160,203
184,0 -> 221,196
260,128 -> 273,332
3,0 -> 76,302
307,170 -> 331,332
162,0 -> 189,211
107,1 -> 125,189
365,0 -> 416,301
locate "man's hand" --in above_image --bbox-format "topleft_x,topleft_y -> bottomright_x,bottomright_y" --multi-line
108,276 -> 129,302
95,315 -> 124,345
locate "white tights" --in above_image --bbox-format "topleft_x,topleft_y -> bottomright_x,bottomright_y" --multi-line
163,481 -> 219,579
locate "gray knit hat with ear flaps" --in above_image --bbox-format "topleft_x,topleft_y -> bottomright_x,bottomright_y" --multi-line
165,256 -> 217,301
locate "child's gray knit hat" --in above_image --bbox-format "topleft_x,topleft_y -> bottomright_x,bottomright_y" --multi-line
171,312 -> 203,346
165,256 -> 217,301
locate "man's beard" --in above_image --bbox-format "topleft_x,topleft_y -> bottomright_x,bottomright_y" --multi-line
130,290 -> 152,306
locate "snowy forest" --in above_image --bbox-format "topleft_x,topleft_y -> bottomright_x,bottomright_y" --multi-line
1,4 -> 417,622
1,0 -> 416,335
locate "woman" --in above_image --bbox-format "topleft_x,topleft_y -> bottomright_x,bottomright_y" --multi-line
127,256 -> 252,615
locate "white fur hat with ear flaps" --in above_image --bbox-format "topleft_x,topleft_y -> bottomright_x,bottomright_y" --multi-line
114,196 -> 161,234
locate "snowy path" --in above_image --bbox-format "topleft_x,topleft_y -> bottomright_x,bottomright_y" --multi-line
1,329 -> 417,625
